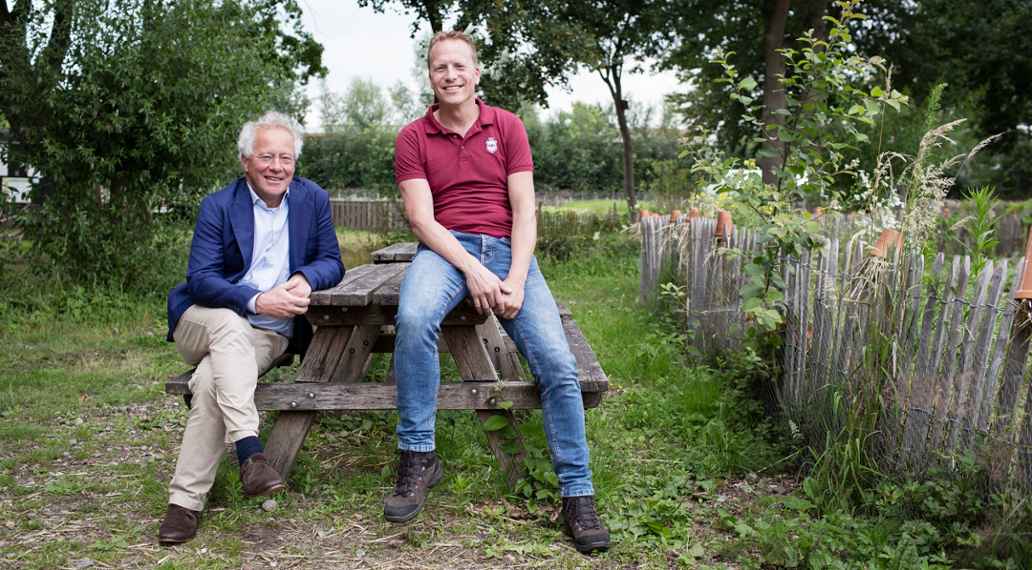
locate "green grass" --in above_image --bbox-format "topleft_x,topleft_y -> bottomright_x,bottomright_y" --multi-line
540,198 -> 659,216
0,229 -> 789,568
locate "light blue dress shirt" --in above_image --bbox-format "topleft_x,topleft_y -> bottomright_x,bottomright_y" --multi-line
241,186 -> 293,337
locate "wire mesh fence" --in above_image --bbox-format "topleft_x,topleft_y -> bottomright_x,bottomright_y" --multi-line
639,214 -> 1032,492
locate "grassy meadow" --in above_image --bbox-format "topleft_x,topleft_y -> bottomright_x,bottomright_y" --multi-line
0,227 -> 790,569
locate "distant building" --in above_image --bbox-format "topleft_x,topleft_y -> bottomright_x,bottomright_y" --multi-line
0,128 -> 35,204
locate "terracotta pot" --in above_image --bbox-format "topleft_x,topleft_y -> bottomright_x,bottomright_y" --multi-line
870,228 -> 902,258
1015,226 -> 1032,299
715,210 -> 733,239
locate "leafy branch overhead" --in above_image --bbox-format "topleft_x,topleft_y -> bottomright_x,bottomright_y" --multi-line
0,0 -> 326,286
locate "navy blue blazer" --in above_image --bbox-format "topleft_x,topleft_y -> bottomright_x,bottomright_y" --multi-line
166,176 -> 345,355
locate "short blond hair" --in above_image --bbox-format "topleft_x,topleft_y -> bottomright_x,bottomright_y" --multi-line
426,30 -> 479,68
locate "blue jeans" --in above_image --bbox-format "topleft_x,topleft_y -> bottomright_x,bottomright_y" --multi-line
394,231 -> 595,497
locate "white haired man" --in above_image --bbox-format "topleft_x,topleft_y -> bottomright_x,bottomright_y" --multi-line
158,111 -> 344,545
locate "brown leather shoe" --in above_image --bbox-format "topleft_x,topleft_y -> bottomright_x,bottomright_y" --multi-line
240,453 -> 286,497
158,504 -> 200,546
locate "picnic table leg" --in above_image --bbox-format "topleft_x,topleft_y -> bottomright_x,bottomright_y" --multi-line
476,316 -> 524,381
264,325 -> 380,479
442,325 -> 527,488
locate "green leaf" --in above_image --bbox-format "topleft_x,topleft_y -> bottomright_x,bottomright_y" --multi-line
738,76 -> 758,92
495,399 -> 514,410
781,496 -> 815,511
481,415 -> 509,432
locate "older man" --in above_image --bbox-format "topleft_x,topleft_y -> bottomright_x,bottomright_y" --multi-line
387,31 -> 610,554
158,111 -> 344,546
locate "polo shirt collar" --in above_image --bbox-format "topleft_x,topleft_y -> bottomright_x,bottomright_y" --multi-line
423,98 -> 495,135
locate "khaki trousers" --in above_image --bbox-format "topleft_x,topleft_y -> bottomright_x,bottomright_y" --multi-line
168,306 -> 288,511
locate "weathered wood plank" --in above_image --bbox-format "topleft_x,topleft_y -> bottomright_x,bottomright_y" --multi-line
927,256 -> 969,457
329,325 -> 381,383
639,217 -> 665,303
369,267 -> 406,307
164,379 -> 610,410
294,327 -> 353,384
798,250 -> 812,407
993,299 -> 1032,438
371,242 -> 418,263
947,261 -> 994,451
959,260 -> 1006,449
905,253 -> 946,462
309,264 -> 378,306
306,303 -> 486,327
329,263 -> 408,306
476,317 -> 525,381
442,326 -> 526,488
981,260 -> 1024,431
264,321 -> 378,479
916,253 -> 946,376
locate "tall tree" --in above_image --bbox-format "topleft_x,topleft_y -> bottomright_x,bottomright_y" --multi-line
532,1 -> 672,213
664,0 -> 829,185
0,0 -> 325,285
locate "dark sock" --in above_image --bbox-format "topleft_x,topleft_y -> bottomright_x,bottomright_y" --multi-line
235,436 -> 263,465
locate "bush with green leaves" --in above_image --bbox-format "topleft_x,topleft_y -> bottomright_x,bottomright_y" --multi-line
695,0 -> 908,334
300,129 -> 397,195
2,0 -> 319,289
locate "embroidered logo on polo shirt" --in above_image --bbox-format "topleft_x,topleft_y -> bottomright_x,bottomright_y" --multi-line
485,137 -> 498,154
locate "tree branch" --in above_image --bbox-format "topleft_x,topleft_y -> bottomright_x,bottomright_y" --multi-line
39,0 -> 74,80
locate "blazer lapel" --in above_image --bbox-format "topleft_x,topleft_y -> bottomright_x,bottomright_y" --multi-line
230,179 -> 255,273
287,179 -> 306,272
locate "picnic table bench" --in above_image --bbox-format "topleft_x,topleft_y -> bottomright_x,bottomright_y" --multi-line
166,242 -> 608,487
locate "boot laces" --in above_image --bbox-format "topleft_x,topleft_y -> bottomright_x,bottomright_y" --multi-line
394,452 -> 428,497
570,497 -> 602,530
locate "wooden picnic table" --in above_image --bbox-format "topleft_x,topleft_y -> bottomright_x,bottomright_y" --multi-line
167,243 -> 608,487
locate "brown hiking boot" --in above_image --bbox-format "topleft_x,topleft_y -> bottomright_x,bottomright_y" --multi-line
383,450 -> 443,523
240,453 -> 286,497
158,504 -> 200,546
562,496 -> 610,554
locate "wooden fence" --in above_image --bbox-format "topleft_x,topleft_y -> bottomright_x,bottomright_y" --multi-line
330,199 -> 408,232
640,215 -> 1032,490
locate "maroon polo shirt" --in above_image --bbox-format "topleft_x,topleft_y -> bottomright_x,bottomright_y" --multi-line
394,99 -> 534,238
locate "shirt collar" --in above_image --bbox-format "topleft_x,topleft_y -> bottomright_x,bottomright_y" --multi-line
246,182 -> 289,209
423,98 -> 495,135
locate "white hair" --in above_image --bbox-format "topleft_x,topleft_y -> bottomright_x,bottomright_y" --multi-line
237,111 -> 304,159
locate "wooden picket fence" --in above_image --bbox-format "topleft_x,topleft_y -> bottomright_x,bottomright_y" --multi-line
640,215 -> 1032,490
330,199 -> 408,232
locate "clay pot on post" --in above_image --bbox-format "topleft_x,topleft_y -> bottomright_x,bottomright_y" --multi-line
1014,226 -> 1032,300
715,210 -> 733,243
869,228 -> 902,258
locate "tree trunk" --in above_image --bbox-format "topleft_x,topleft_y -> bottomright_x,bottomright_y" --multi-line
601,64 -> 636,217
615,98 -> 636,216
759,0 -> 790,187
423,0 -> 443,33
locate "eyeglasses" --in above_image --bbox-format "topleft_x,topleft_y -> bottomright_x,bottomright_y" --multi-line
254,154 -> 295,167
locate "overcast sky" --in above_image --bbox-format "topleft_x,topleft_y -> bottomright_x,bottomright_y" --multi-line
297,1 -> 682,131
